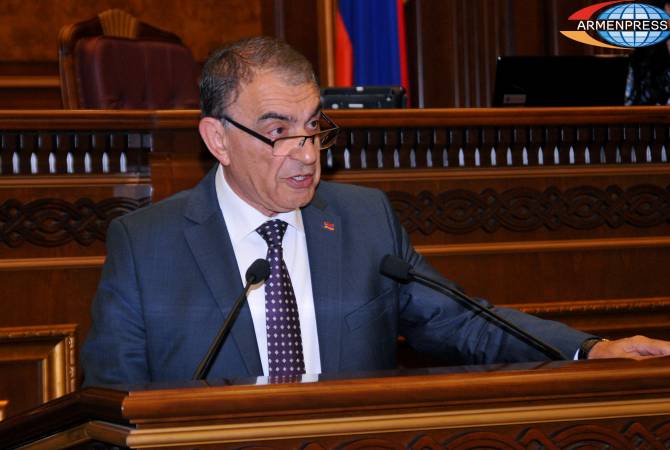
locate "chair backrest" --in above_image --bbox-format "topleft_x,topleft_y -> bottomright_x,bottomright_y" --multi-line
58,9 -> 199,109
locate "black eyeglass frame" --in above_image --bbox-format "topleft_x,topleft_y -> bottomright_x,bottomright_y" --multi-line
219,111 -> 340,154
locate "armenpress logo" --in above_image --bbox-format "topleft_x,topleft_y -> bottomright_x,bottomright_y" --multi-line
561,1 -> 670,49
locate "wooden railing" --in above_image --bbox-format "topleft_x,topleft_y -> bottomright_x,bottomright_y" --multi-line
1,107 -> 669,176
327,107 -> 670,171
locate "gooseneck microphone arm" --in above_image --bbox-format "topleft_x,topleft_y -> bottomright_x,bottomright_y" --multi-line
193,258 -> 271,380
380,255 -> 567,361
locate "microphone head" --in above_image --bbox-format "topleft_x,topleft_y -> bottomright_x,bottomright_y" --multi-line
246,258 -> 270,284
379,254 -> 413,282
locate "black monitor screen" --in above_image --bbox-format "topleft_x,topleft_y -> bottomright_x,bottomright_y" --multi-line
492,55 -> 630,107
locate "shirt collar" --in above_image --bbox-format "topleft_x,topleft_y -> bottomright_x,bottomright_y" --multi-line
215,164 -> 303,243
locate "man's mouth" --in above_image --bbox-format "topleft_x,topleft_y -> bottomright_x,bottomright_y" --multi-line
287,174 -> 314,188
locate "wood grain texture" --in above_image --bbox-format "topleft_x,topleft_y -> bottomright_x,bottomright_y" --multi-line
0,0 -> 261,62
405,0 -> 631,107
2,357 -> 670,448
0,324 -> 77,419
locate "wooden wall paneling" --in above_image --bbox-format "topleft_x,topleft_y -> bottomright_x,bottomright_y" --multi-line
260,0 -> 321,82
0,177 -> 151,395
149,120 -> 214,202
0,0 -> 262,63
406,0 -> 514,107
507,0 -> 546,55
321,107 -> 670,339
405,0 -> 631,107
0,112 -> 159,413
0,77 -> 61,109
0,62 -> 61,110
0,324 -> 76,419
316,0 -> 336,87
406,0 -> 454,107
327,167 -> 670,312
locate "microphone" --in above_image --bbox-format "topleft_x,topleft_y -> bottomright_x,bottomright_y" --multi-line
380,255 -> 567,360
193,258 -> 270,380
246,258 -> 271,284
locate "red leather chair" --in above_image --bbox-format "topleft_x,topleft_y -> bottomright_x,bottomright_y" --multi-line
58,9 -> 199,109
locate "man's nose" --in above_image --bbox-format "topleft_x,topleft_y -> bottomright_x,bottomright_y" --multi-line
290,137 -> 318,164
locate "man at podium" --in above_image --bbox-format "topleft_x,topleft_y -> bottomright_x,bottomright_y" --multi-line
81,37 -> 670,386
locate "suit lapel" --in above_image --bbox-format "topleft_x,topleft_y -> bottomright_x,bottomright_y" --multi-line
183,166 -> 263,377
302,193 -> 342,374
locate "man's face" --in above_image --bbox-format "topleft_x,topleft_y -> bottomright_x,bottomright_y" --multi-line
217,70 -> 322,216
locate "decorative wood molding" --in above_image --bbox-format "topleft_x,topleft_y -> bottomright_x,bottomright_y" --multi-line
0,256 -> 105,271
325,106 -> 670,127
389,185 -> 670,235
512,296 -> 670,337
317,0 -> 336,87
5,357 -> 670,448
0,175 -> 148,187
415,236 -> 670,256
0,325 -> 77,403
44,399 -> 668,448
98,9 -> 140,39
290,421 -> 670,449
325,165 -> 670,183
32,402 -> 670,448
0,197 -> 150,248
0,76 -> 60,89
0,105 -> 667,128
515,296 -> 670,316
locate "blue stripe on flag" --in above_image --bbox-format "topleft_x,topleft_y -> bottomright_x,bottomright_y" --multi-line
338,0 -> 402,86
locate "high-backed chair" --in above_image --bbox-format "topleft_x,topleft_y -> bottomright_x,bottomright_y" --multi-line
58,9 -> 199,109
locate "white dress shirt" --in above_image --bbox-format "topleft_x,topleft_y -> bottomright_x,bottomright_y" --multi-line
214,164 -> 322,375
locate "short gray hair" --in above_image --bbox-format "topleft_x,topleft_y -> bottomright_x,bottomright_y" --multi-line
200,36 -> 318,118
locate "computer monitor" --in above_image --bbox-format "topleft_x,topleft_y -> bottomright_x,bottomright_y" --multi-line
492,55 -> 630,107
320,86 -> 407,109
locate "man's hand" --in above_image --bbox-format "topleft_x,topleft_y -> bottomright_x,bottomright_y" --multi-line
588,335 -> 670,360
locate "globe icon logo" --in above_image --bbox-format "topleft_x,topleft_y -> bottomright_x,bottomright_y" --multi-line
597,3 -> 670,48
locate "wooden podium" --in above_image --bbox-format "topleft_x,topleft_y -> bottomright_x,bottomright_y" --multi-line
1,357 -> 670,449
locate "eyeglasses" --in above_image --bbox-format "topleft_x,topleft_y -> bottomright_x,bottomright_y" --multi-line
220,112 -> 340,157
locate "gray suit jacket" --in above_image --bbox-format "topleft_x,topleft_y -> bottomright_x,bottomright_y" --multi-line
81,166 -> 590,385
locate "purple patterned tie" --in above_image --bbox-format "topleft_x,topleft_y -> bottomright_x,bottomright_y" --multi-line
256,219 -> 305,376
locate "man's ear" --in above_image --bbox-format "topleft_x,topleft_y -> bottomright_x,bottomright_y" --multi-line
199,117 -> 231,165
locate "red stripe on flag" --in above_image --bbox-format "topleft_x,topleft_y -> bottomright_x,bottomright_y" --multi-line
396,0 -> 410,106
335,11 -> 353,86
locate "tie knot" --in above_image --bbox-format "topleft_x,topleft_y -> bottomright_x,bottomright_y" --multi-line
256,219 -> 288,248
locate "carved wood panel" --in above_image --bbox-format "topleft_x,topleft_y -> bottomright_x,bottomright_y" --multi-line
388,184 -> 670,236
0,324 -> 77,419
220,418 -> 670,449
0,196 -> 150,248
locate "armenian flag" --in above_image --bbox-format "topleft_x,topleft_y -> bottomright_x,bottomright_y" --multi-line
335,0 -> 409,98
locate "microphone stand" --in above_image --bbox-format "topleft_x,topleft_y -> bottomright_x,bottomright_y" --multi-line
192,281 -> 256,380
409,269 -> 567,360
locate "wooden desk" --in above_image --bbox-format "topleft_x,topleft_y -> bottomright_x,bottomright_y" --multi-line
1,357 -> 670,449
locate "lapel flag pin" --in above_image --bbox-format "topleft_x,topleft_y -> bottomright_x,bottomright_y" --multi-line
322,220 -> 335,231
